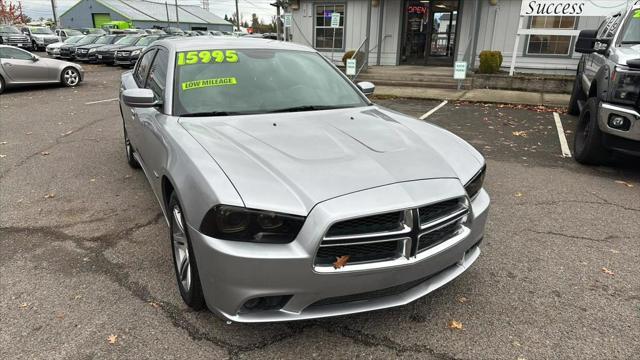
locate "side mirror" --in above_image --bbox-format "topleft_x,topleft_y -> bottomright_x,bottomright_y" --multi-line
31,55 -> 39,62
357,81 -> 375,96
575,29 -> 609,54
122,88 -> 160,108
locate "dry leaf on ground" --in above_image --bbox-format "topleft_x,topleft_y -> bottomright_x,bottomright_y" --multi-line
41,151 -> 50,156
515,192 -> 523,197
107,334 -> 118,344
512,131 -> 528,138
448,320 -> 464,330
457,296 -> 469,304
44,192 -> 56,199
614,180 -> 634,188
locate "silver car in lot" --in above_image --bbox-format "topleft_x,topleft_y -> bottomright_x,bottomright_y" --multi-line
0,45 -> 83,94
119,37 -> 489,322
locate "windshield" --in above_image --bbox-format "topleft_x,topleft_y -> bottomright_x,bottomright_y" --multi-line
95,35 -> 117,44
30,27 -> 53,34
76,35 -> 100,45
0,25 -> 20,34
621,9 -> 640,44
173,49 -> 368,116
64,35 -> 84,44
136,36 -> 160,46
116,36 -> 141,45
65,29 -> 82,36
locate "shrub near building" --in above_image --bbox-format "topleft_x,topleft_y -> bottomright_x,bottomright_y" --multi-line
478,51 -> 503,74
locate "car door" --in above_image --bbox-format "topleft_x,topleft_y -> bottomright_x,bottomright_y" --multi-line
123,48 -> 156,174
0,47 -> 51,83
137,47 -> 170,194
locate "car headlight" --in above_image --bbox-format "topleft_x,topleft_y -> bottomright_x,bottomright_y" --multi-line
612,67 -> 640,104
200,205 -> 305,243
464,166 -> 486,200
89,48 -> 97,53
131,49 -> 141,56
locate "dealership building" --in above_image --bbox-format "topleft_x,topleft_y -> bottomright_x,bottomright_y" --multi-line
59,0 -> 233,32
289,0 -> 634,75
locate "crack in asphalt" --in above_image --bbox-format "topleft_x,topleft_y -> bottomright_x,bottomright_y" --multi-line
524,199 -> 640,213
525,229 -> 623,243
0,114 -> 118,180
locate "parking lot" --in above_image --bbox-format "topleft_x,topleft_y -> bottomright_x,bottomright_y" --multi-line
1,58 -> 639,359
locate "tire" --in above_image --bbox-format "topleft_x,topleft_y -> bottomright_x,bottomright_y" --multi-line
573,97 -> 609,165
122,123 -> 140,169
0,76 -> 5,95
61,67 -> 81,87
168,192 -> 206,310
568,71 -> 585,116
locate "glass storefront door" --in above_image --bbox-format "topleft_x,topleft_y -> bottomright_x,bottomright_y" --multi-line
401,0 -> 459,66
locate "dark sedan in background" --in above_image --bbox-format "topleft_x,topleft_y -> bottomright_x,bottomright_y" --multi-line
114,35 -> 166,67
59,34 -> 101,59
93,34 -> 145,64
75,34 -> 126,62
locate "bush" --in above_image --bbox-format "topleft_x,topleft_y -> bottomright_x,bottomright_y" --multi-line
342,50 -> 364,66
478,51 -> 503,74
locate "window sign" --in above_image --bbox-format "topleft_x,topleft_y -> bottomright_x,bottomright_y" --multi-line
346,58 -> 356,76
453,61 -> 467,80
331,13 -> 341,28
284,14 -> 292,28
520,0 -> 630,17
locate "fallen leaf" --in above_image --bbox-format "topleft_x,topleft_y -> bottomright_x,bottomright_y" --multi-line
26,132 -> 33,135
610,249 -> 620,254
55,313 -> 65,320
512,131 -> 528,138
0,141 -> 7,145
90,178 -> 96,182
74,295 -> 83,300
0,154 -> 6,158
601,267 -> 615,276
149,301 -> 161,309
333,255 -> 350,269
107,334 -> 118,344
515,192 -> 523,197
457,296 -> 469,304
448,320 -> 463,330
19,303 -> 29,309
41,151 -> 50,156
44,192 -> 56,199
614,180 -> 634,188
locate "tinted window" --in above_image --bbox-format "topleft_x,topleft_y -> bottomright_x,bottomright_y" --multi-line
134,49 -> 157,87
0,25 -> 20,34
0,47 -> 33,60
148,48 -> 168,97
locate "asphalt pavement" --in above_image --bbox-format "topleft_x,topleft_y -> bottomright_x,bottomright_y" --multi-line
1,60 -> 639,360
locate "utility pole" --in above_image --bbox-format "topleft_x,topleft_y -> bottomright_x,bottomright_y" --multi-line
50,0 -> 58,26
165,1 -> 170,28
235,0 -> 240,31
174,0 -> 180,28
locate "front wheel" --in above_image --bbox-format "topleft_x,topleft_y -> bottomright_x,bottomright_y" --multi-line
573,97 -> 609,165
169,192 -> 206,310
123,124 -> 140,169
61,67 -> 80,87
568,71 -> 585,116
0,76 -> 5,94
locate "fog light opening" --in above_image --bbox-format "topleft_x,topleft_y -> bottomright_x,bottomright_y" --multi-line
608,115 -> 631,131
240,295 -> 292,313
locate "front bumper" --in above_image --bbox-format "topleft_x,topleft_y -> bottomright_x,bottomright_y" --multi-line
598,102 -> 640,155
74,52 -> 90,61
188,178 -> 489,322
114,54 -> 138,66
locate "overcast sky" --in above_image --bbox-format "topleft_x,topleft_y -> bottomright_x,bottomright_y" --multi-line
21,0 -> 277,23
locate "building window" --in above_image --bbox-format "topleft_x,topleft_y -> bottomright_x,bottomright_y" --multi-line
526,16 -> 577,56
314,4 -> 345,50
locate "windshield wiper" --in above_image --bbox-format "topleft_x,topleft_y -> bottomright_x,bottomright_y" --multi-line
180,111 -> 241,117
266,105 -> 344,113
621,41 -> 640,44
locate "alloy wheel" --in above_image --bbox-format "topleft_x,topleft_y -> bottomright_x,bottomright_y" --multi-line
64,69 -> 79,86
172,205 -> 191,292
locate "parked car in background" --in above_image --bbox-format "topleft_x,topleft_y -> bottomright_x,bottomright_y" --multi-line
0,45 -> 83,94
164,27 -> 184,36
145,29 -> 166,35
55,28 -> 82,41
102,21 -> 133,31
21,26 -> 60,51
569,4 -> 640,164
208,30 -> 223,36
93,34 -> 145,64
46,35 -> 84,57
114,35 -> 165,67
59,34 -> 101,59
119,38 -> 489,322
75,34 -> 126,62
184,30 -> 200,37
79,28 -> 106,35
0,25 -> 32,50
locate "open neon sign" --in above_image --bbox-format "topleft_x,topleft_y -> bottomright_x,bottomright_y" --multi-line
408,6 -> 427,14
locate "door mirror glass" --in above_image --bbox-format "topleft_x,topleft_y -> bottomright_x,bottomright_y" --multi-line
122,88 -> 159,108
357,81 -> 375,96
575,29 -> 610,54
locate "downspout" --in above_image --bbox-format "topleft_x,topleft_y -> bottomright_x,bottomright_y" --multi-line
376,0 -> 385,66
364,0 -> 372,69
469,0 -> 482,70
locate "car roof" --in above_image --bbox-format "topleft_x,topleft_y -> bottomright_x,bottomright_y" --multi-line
154,37 -> 315,53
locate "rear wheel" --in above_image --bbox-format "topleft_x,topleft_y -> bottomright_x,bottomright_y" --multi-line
574,97 -> 609,165
169,192 -> 205,310
61,67 -> 80,87
0,76 -> 5,94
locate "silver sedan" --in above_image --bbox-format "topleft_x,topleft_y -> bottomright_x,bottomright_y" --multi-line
0,45 -> 83,94
119,37 -> 489,322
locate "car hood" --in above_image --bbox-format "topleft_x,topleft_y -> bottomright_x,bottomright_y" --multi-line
47,41 -> 65,48
117,45 -> 144,51
612,44 -> 640,66
78,43 -> 106,50
31,34 -> 58,40
98,44 -> 129,51
180,106 -> 483,216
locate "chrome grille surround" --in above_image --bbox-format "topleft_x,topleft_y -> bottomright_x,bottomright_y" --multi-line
314,197 -> 470,272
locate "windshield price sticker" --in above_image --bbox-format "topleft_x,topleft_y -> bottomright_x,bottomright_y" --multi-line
177,50 -> 238,66
635,10 -> 640,18
181,77 -> 237,90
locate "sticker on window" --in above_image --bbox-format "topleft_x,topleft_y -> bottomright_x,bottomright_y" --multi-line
177,50 -> 238,65
634,9 -> 640,18
181,77 -> 238,90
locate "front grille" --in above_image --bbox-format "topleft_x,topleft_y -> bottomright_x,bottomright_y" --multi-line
315,197 -> 469,270
117,51 -> 130,57
418,221 -> 462,252
327,211 -> 404,237
418,199 -> 463,225
315,240 -> 401,265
